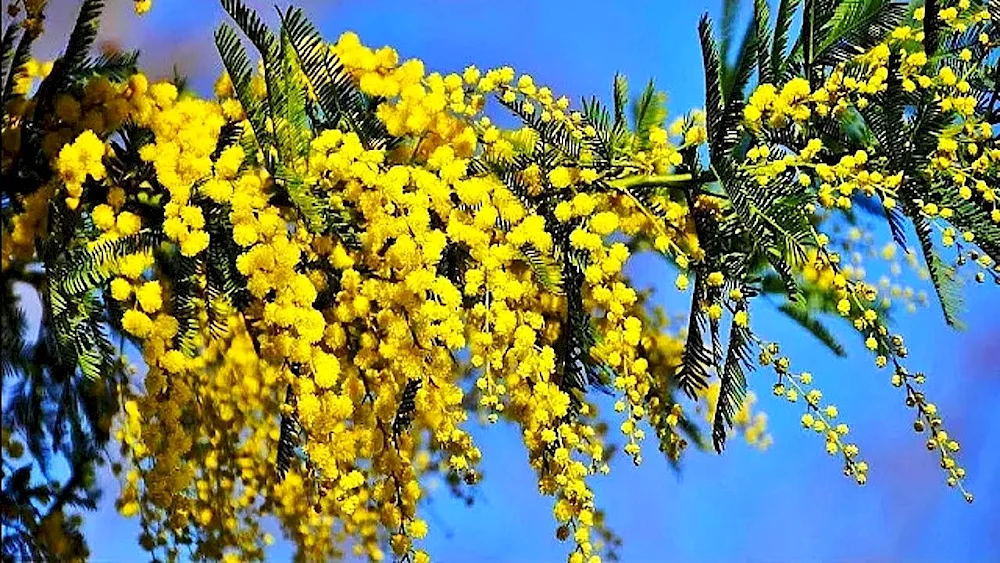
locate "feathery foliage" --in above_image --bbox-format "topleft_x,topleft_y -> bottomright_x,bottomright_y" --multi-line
2,0 -> 997,560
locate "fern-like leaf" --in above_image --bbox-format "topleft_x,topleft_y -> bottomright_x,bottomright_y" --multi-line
0,21 -> 20,84
81,49 -> 139,82
777,301 -> 847,356
631,79 -> 668,150
913,215 -> 965,328
712,301 -> 754,452
723,14 -> 759,105
772,0 -> 802,78
214,24 -> 272,155
275,384 -> 301,481
700,15 -> 738,160
57,0 -> 104,75
810,0 -> 908,66
924,0 -> 940,55
675,275 -> 713,399
280,7 -> 395,150
612,73 -> 629,131
517,244 -> 565,295
753,0 -> 774,85
55,232 -> 161,296
2,21 -> 35,106
32,0 -> 104,109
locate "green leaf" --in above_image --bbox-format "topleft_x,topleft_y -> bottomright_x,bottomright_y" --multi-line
0,21 -> 21,84
772,0 -> 801,78
777,301 -> 847,356
793,0 -> 907,68
58,0 -> 105,74
711,300 -> 754,452
719,0 -> 741,65
675,274 -> 713,399
31,0 -> 105,109
913,215 -> 966,329
699,15 -> 742,159
612,73 -> 629,131
581,95 -> 615,164
280,6 -> 396,150
923,0 -> 940,55
55,232 -> 161,296
631,79 -> 667,149
82,49 -> 139,82
220,0 -> 278,66
275,384 -> 302,480
801,0 -> 818,84
723,13 -> 760,105
2,20 -> 35,106
699,15 -> 726,153
214,23 -> 272,157
517,244 -> 565,295
499,94 -> 581,160
753,0 -> 774,85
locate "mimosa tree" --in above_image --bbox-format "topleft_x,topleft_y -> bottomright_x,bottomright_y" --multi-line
2,0 -> 997,560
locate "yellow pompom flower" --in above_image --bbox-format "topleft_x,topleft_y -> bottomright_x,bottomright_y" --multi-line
135,281 -> 163,313
121,309 -> 153,338
110,278 -> 133,301
91,204 -> 116,231
548,166 -> 573,188
116,211 -> 142,236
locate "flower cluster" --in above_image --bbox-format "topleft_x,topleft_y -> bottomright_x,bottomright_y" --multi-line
3,1 -> 996,562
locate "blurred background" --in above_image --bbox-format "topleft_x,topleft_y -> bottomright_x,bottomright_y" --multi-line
29,0 -> 1000,561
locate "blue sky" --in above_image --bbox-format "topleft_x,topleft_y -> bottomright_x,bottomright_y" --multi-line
35,0 -> 1000,561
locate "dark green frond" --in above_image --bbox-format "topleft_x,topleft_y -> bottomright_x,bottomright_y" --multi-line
699,15 -> 736,160
553,252 -> 611,396
471,154 -> 534,207
1,286 -> 30,380
2,20 -> 37,106
499,94 -> 581,160
392,378 -> 422,437
214,23 -> 271,155
80,49 -> 139,82
220,0 -> 278,66
675,275 -> 713,399
32,0 -> 105,109
777,301 -> 847,356
711,300 -> 754,452
274,163 -> 327,231
723,14 -> 760,105
0,21 -> 21,85
613,73 -> 629,131
212,121 -> 244,160
806,0 -> 908,66
58,0 -> 105,75
277,30 -> 312,161
772,0 -> 802,78
631,79 -> 668,150
914,215 -> 965,328
435,242 -> 472,290
203,201 -> 250,314
275,385 -> 303,481
152,246 -> 201,355
856,52 -> 910,245
582,96 -> 616,164
280,7 -> 396,150
753,0 -> 774,85
54,232 -> 161,296
517,244 -> 564,295
923,0 -> 940,55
